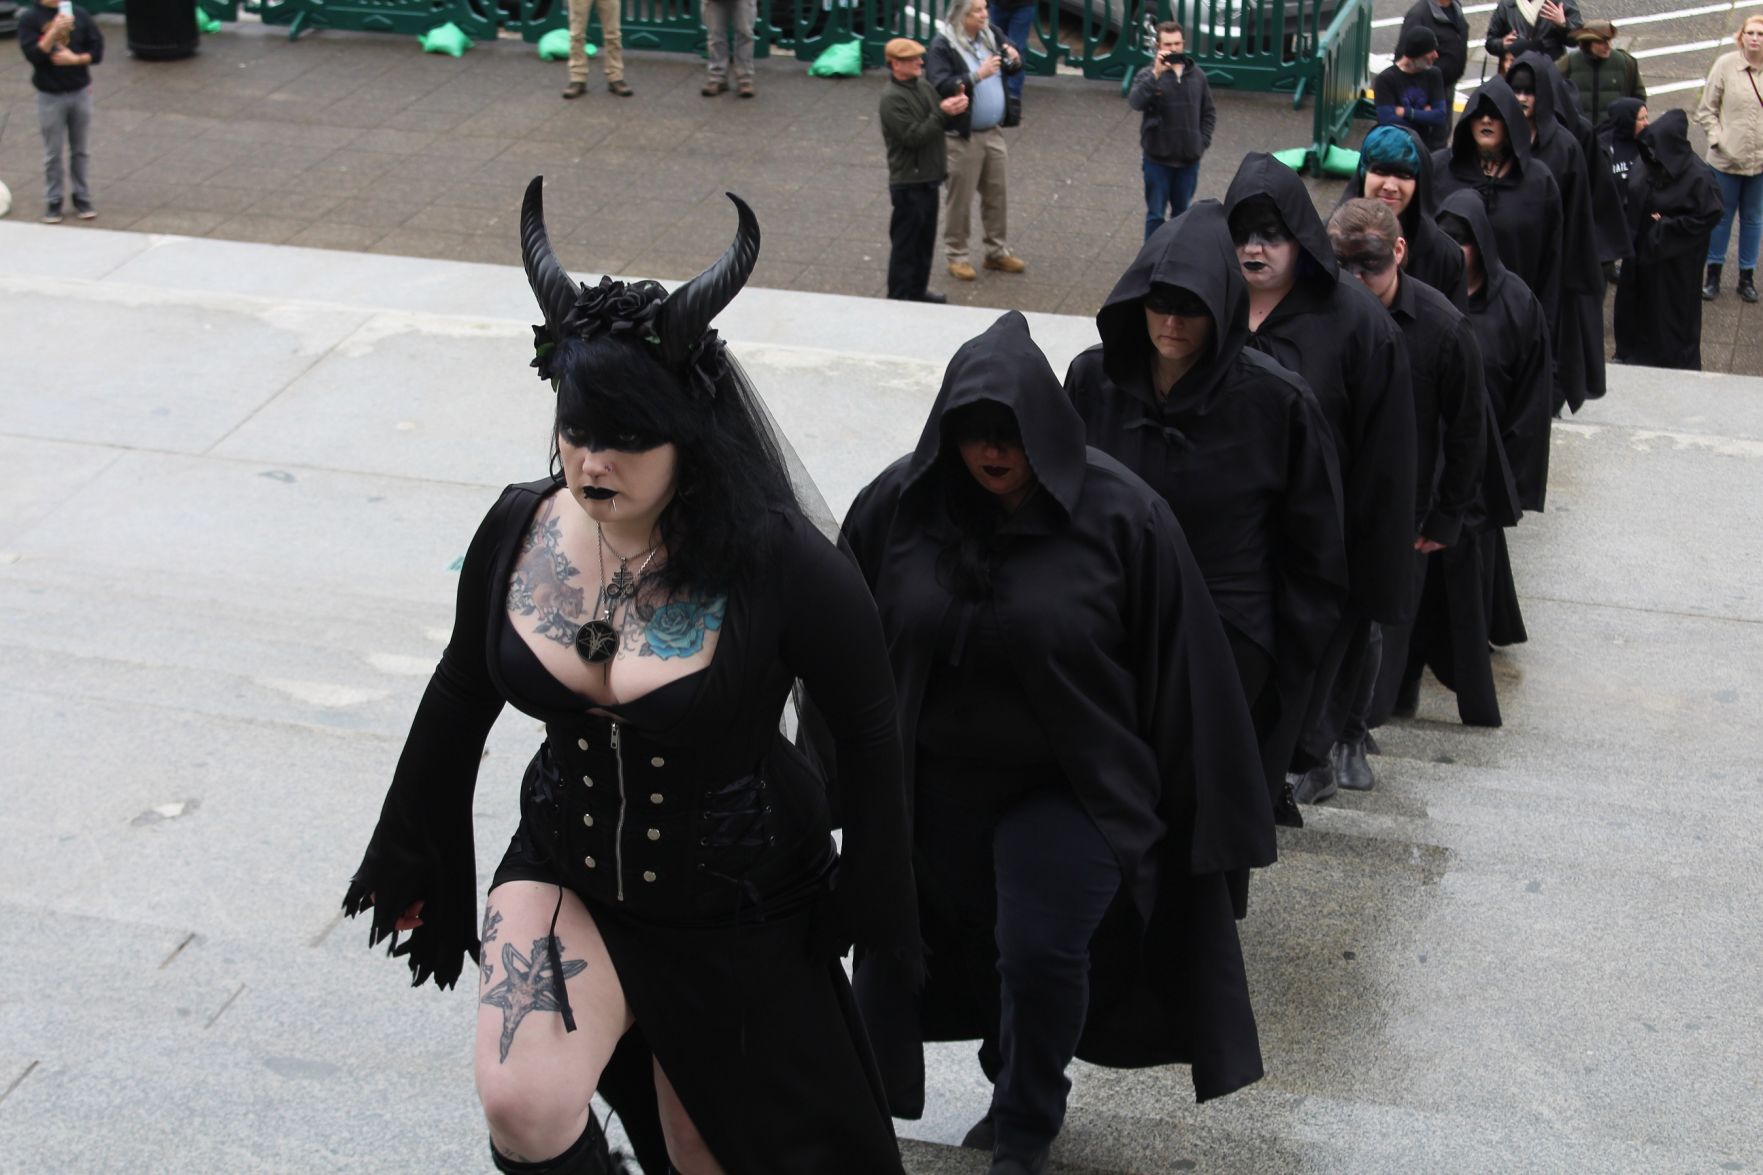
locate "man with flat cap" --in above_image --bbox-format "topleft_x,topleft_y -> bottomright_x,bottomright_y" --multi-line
880,36 -> 970,304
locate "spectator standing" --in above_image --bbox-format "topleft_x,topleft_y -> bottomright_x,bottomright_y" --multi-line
701,0 -> 756,98
927,0 -> 1026,282
561,0 -> 631,98
1127,21 -> 1215,240
1375,27 -> 1450,149
1399,0 -> 1469,93
1694,14 -> 1763,302
1558,21 -> 1644,125
1484,0 -> 1582,61
995,0 -> 1034,101
880,38 -> 969,304
17,0 -> 103,223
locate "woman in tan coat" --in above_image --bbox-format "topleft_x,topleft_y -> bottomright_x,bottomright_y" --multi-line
1695,14 -> 1763,301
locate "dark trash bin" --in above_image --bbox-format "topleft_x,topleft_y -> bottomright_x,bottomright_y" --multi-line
126,0 -> 198,59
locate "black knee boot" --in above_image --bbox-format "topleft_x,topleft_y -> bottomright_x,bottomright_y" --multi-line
1704,263 -> 1722,300
490,1112 -> 618,1175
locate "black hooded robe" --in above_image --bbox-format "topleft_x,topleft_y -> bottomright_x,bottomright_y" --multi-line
1433,80 -> 1566,378
1338,124 -> 1468,306
1600,98 -> 1647,244
1064,201 -> 1349,812
1440,189 -> 1552,652
1513,52 -> 1606,411
1552,63 -> 1635,274
1612,110 -> 1725,370
1368,272 -> 1501,727
1224,153 -> 1419,762
843,311 -> 1277,1115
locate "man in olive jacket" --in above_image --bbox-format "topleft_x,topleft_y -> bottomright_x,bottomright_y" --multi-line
881,36 -> 969,303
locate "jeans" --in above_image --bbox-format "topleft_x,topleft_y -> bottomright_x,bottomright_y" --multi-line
37,88 -> 92,214
704,0 -> 755,84
1000,3 -> 1034,100
1142,157 -> 1199,240
887,181 -> 940,300
1709,168 -> 1763,270
914,776 -> 1122,1159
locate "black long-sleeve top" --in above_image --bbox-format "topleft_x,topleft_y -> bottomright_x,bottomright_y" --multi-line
17,2 -> 104,93
342,477 -> 920,990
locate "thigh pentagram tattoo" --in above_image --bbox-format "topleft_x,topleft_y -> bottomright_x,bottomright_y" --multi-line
479,936 -> 588,1063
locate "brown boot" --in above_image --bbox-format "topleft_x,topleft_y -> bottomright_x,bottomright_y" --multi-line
561,81 -> 587,100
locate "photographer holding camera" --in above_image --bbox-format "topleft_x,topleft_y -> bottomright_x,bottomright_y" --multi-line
1128,21 -> 1215,241
17,0 -> 103,223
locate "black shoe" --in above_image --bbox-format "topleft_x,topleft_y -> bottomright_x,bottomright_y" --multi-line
1362,730 -> 1381,755
1742,269 -> 1758,303
988,1148 -> 1050,1175
1703,263 -> 1722,301
1273,779 -> 1305,828
1291,764 -> 1336,805
1332,738 -> 1375,791
914,290 -> 948,304
960,1110 -> 995,1151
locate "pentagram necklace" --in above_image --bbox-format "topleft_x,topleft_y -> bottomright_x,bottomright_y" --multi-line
574,525 -> 659,665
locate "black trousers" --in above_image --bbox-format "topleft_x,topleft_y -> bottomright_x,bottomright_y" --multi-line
914,773 -> 1122,1159
887,181 -> 940,300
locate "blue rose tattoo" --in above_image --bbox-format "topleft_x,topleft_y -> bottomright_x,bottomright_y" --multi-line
642,594 -> 726,660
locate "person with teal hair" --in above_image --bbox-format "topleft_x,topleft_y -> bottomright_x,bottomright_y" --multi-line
1338,124 -> 1466,304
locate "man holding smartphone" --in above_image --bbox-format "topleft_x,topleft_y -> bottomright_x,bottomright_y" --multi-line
1483,0 -> 1581,61
1127,21 -> 1215,241
18,0 -> 103,223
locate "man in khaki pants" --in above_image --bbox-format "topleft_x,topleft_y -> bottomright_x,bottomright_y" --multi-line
563,0 -> 632,98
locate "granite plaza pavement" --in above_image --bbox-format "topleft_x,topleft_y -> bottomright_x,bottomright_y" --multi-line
3,213 -> 1762,1172
1,11 -> 1759,375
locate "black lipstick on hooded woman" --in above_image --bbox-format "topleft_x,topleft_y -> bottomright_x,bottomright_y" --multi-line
839,310 -> 1276,1175
1065,200 -> 1348,827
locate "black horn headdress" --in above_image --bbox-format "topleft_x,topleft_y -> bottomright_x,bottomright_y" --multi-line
523,175 -> 758,399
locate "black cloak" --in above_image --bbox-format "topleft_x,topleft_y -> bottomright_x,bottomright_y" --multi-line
1337,124 -> 1468,305
1550,62 -> 1634,269
844,311 -> 1276,1113
1223,153 -> 1418,628
1612,110 -> 1725,371
1512,52 -> 1606,410
1433,79 -> 1566,354
1064,200 -> 1349,809
1599,98 -> 1646,230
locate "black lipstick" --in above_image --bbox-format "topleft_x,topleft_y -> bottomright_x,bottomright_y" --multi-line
581,486 -> 616,501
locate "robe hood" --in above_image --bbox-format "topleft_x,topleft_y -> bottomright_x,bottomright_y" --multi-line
1638,109 -> 1701,182
1440,187 -> 1513,296
1095,201 -> 1250,408
1224,151 -> 1341,288
1605,97 -> 1645,142
903,311 -> 1086,517
1512,50 -> 1572,147
1450,78 -> 1537,178
1345,124 -> 1442,221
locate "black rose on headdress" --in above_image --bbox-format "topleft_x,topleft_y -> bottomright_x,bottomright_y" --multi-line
530,323 -> 559,382
566,276 -> 665,344
685,329 -> 729,401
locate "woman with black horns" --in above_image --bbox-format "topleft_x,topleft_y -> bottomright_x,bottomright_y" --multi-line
1064,201 -> 1348,825
341,177 -> 919,1175
842,310 -> 1275,1175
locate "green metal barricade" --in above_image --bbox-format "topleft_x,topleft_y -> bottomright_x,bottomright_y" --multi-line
1305,0 -> 1372,168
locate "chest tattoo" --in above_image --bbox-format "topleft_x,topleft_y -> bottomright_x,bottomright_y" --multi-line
508,503 -> 586,646
620,591 -> 728,660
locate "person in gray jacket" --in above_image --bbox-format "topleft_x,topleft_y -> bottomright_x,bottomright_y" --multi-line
1128,21 -> 1216,240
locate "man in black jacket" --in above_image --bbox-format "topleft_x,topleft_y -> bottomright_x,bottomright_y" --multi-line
17,0 -> 103,223
1127,21 -> 1215,240
1483,0 -> 1582,60
880,37 -> 970,304
927,0 -> 1026,282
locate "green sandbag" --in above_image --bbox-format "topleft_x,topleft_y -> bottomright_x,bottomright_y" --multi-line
195,5 -> 220,32
419,21 -> 472,56
537,27 -> 587,60
808,39 -> 863,78
1319,145 -> 1360,177
1271,147 -> 1309,171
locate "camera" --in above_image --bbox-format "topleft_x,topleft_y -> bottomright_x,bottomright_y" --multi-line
1160,51 -> 1180,64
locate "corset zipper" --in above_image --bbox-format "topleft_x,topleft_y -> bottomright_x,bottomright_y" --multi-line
611,721 -> 628,902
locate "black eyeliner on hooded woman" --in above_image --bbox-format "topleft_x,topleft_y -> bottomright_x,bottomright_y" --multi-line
1065,200 -> 1348,826
838,311 -> 1274,1175
341,177 -> 920,1175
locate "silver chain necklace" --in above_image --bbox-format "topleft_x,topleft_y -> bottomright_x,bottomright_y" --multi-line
573,525 -> 659,665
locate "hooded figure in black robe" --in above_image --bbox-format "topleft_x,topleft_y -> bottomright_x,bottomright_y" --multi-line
1325,198 -> 1497,730
1064,200 -> 1349,823
1222,153 -> 1418,791
1338,123 -> 1467,305
1599,98 -> 1647,232
844,311 -> 1276,1144
1612,110 -> 1725,370
1547,59 -> 1634,276
1433,79 -> 1565,358
1439,189 -> 1549,651
1508,52 -> 1606,410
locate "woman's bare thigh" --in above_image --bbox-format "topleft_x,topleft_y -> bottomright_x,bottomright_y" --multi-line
474,880 -> 633,1156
